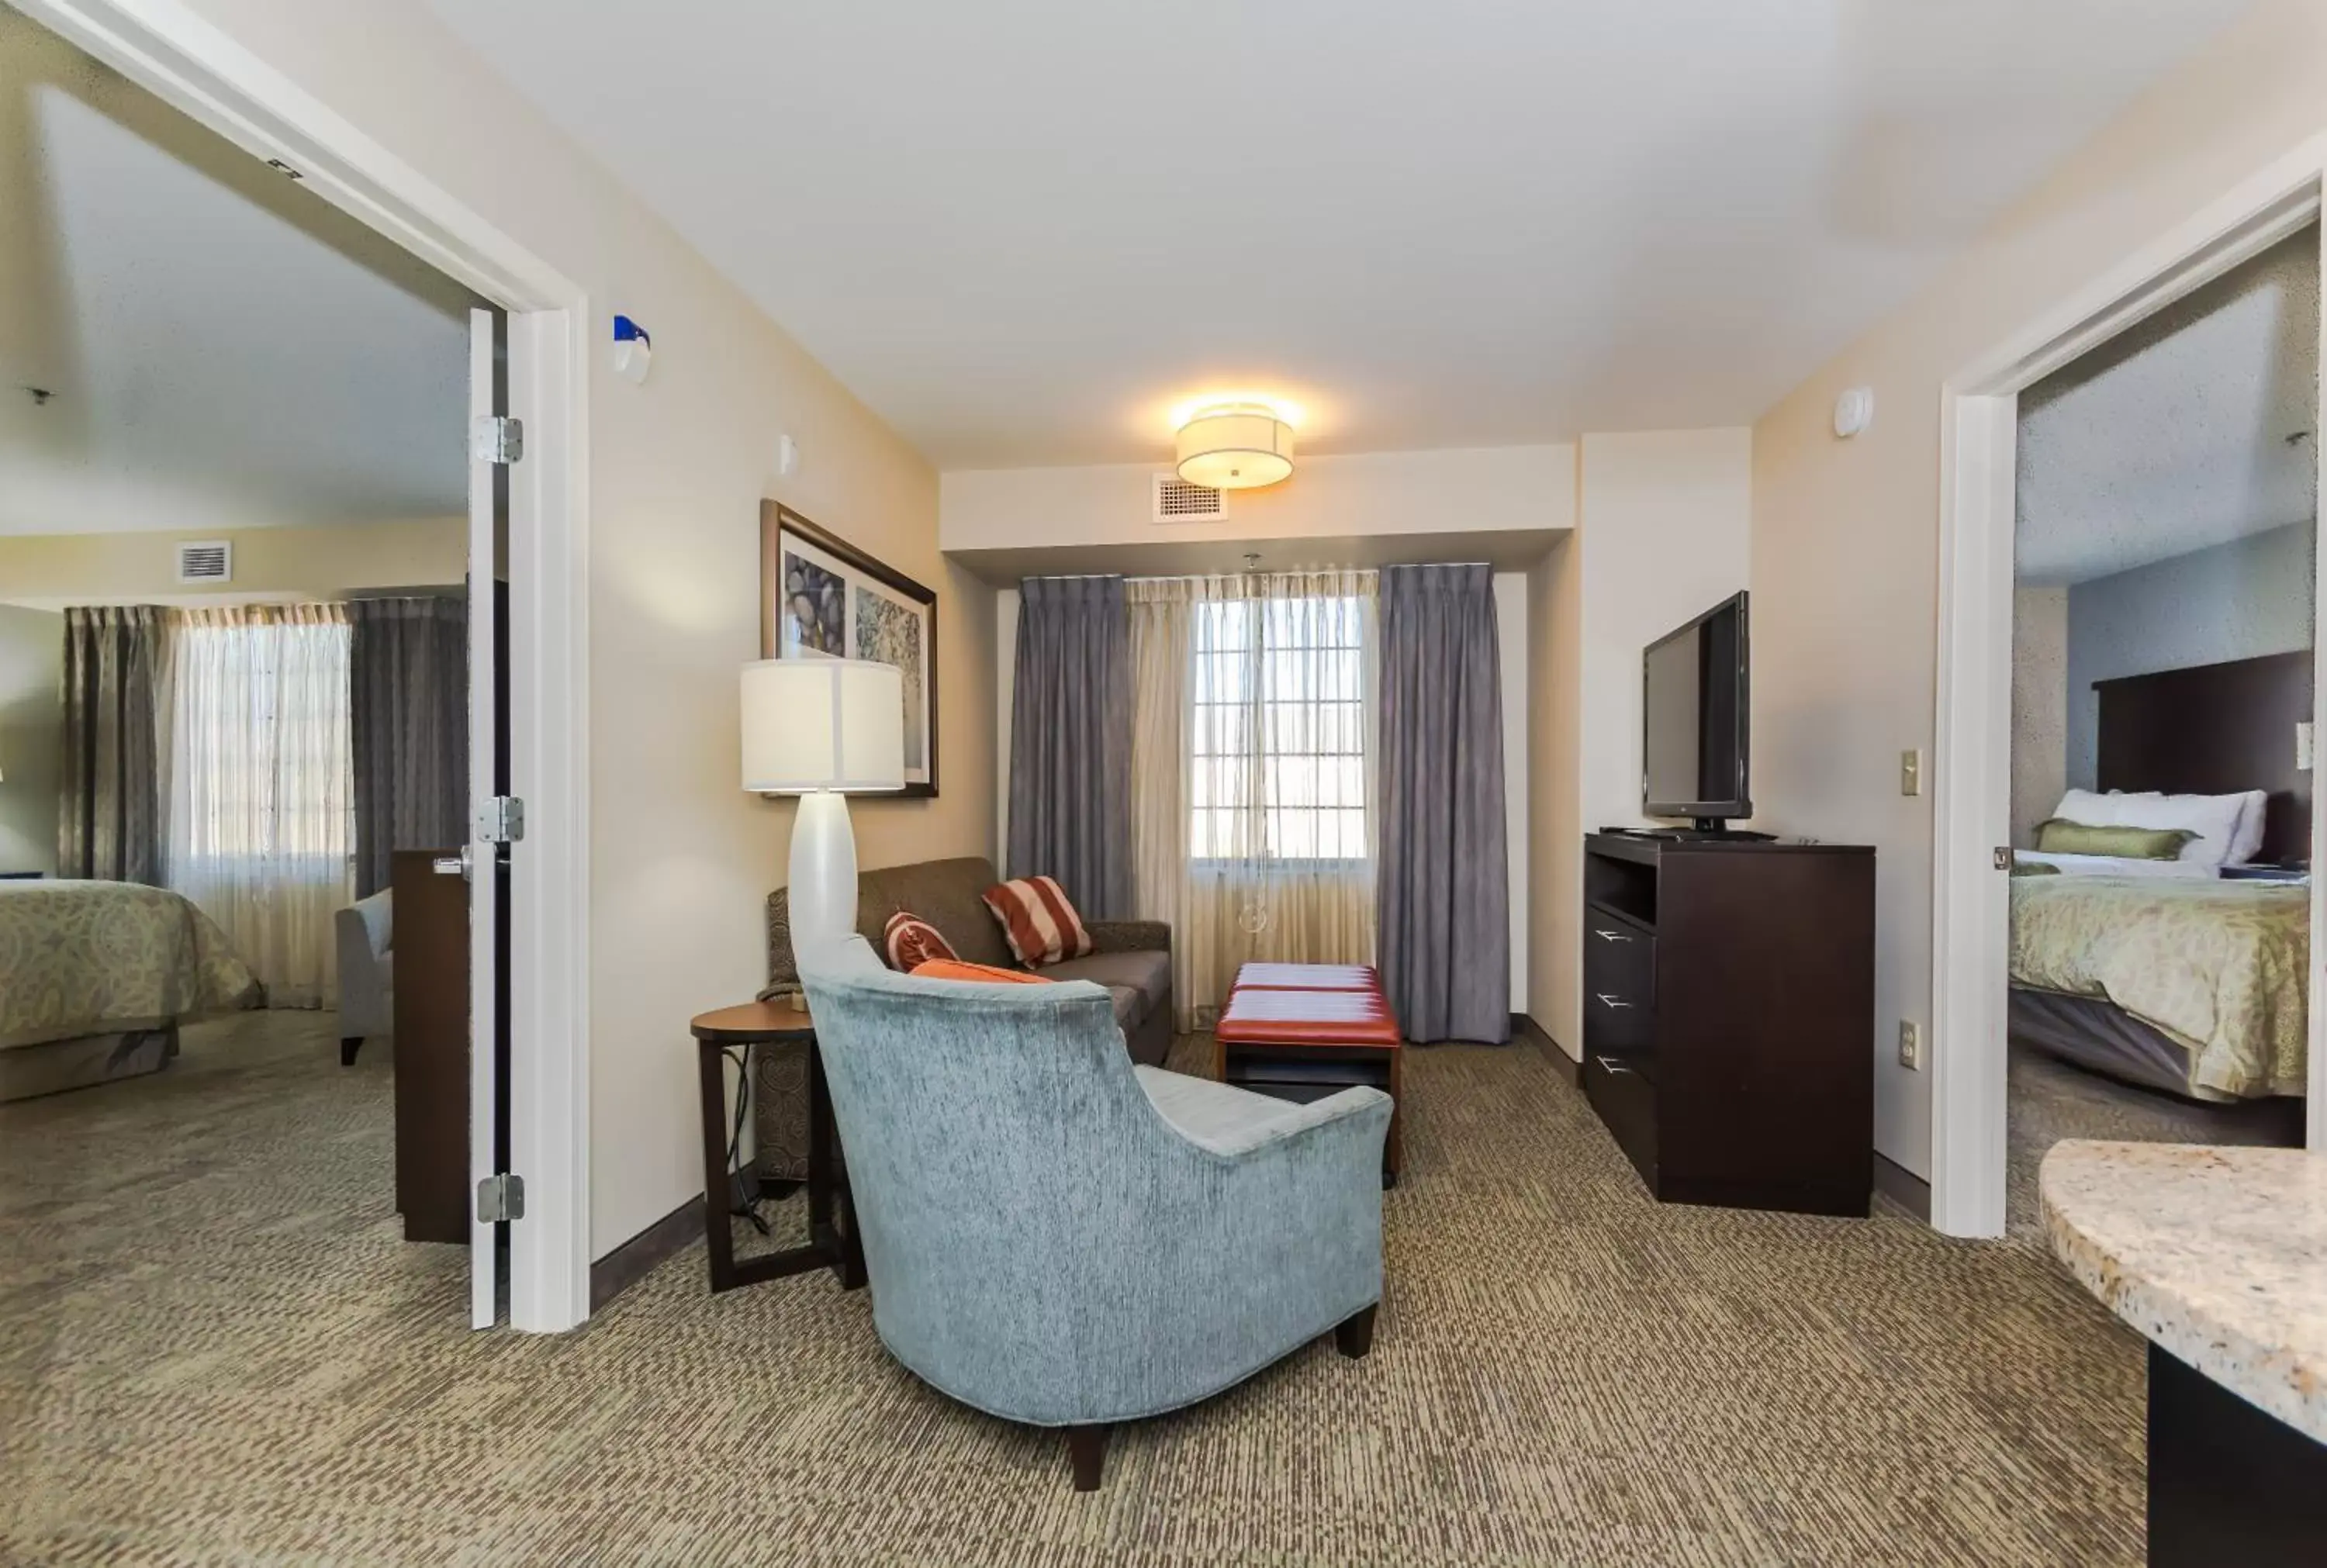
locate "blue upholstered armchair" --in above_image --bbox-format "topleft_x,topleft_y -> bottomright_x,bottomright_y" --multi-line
800,937 -> 1390,1490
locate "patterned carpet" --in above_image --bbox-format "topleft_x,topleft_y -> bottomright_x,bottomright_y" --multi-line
2005,1041 -> 2304,1239
2,1012 -> 2165,1566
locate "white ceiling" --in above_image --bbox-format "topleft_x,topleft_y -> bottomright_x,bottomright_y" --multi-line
0,12 -> 475,537
2016,226 -> 2319,585
425,0 -> 2252,469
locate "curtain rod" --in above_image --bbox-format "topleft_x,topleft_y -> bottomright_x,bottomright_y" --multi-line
1018,562 -> 1492,584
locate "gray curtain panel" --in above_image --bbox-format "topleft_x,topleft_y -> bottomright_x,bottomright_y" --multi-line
57,606 -> 165,884
1008,575 -> 1132,918
348,596 -> 469,899
1375,564 -> 1510,1043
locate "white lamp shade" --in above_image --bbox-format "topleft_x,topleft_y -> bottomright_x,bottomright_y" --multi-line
1175,405 -> 1295,489
741,658 -> 907,793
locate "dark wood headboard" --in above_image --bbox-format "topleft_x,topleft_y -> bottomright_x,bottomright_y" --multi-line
2094,650 -> 2313,865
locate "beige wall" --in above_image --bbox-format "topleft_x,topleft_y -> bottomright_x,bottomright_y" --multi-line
2011,586 -> 2069,848
0,518 -> 465,606
1750,0 -> 2327,1179
1575,430 -> 1755,837
1527,533 -> 1582,1055
0,604 -> 63,874
942,444 -> 1576,555
1520,429 -> 1754,1059
159,0 -> 995,1260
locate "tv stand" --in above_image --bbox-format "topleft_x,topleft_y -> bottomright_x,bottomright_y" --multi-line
1596,824 -> 1779,843
1580,832 -> 1874,1215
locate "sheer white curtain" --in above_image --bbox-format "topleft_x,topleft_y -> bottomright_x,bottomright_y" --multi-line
165,604 -> 354,1008
1129,570 -> 1378,1027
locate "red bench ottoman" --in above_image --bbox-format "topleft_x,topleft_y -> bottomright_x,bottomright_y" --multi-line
1213,962 -> 1404,1186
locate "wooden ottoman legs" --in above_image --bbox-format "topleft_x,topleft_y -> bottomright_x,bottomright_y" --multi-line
1336,1303 -> 1378,1359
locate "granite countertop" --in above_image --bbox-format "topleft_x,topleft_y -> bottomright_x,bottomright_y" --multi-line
2042,1140 -> 2327,1442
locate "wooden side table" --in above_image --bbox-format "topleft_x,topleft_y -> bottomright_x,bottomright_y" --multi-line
690,1000 -> 866,1294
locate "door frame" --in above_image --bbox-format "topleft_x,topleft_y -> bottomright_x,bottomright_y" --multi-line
1931,136 -> 2327,1238
20,0 -> 594,1328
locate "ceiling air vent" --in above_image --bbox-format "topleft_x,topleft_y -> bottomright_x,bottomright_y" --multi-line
175,541 -> 232,584
1153,473 -> 1226,524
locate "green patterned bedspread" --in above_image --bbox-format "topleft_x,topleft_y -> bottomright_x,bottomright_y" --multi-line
0,879 -> 258,1049
2010,876 -> 2308,1100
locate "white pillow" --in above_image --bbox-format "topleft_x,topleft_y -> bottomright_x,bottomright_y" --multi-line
2225,790 -> 2270,865
2050,788 -> 2250,867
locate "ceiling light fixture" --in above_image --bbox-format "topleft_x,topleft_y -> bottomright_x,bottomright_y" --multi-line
1175,399 -> 1298,490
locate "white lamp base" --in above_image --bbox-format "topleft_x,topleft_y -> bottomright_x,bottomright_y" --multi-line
787,789 -> 859,971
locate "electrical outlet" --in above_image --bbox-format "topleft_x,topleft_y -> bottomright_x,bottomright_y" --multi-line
1897,1020 -> 1923,1070
1900,749 -> 1923,796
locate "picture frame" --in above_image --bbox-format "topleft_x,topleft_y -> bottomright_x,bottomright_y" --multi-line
760,502 -> 939,798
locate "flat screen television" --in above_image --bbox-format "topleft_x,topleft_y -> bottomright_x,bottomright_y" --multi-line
1641,590 -> 1751,830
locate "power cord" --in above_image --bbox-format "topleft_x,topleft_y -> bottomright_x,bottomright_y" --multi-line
723,1044 -> 771,1235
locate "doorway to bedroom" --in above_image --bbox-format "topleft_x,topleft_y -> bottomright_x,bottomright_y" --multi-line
2000,223 -> 2319,1234
0,10 -> 510,1327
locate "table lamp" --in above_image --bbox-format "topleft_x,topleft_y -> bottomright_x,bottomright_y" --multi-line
741,658 -> 906,967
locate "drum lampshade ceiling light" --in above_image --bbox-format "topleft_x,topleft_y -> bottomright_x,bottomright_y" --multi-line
1175,401 -> 1297,489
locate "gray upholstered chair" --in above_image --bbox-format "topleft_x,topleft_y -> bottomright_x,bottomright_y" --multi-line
334,890 -> 392,1066
800,936 -> 1389,1491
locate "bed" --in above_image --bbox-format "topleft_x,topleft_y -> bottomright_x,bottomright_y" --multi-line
2007,649 -> 2311,1103
0,878 -> 258,1101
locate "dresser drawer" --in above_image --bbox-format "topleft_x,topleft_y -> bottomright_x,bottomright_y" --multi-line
1583,909 -> 1654,1057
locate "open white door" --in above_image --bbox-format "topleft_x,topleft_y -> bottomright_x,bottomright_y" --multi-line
467,307 -> 504,1328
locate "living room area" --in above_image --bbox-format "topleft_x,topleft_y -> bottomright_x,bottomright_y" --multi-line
13,2 -> 2327,1563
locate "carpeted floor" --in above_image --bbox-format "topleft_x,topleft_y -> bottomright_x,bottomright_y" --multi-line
2005,1041 -> 2305,1239
2,1012 -> 2166,1566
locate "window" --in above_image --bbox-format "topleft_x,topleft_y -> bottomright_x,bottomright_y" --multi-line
1190,593 -> 1368,862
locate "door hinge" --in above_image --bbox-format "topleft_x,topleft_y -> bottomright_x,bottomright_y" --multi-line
1993,845 -> 2012,870
481,796 -> 525,844
476,1173 -> 525,1223
471,414 -> 524,465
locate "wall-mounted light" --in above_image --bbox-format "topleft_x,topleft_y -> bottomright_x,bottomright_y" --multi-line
1175,398 -> 1298,490
613,314 -> 652,385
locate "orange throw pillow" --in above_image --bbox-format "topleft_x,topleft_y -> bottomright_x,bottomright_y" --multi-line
980,876 -> 1094,967
909,959 -> 1054,986
883,910 -> 959,972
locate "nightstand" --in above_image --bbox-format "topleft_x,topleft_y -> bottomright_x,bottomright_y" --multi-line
2221,864 -> 2308,882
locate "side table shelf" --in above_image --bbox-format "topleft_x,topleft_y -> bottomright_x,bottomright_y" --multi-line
690,1000 -> 866,1294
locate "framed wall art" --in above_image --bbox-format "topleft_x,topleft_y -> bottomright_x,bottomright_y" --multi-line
760,502 -> 939,797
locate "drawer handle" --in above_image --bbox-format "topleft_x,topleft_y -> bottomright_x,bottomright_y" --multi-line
1592,927 -> 1632,942
1594,993 -> 1634,1010
1594,1055 -> 1638,1077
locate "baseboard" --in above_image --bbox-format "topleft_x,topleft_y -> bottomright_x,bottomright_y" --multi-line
1872,1153 -> 1932,1222
1510,1013 -> 1581,1085
589,1194 -> 704,1313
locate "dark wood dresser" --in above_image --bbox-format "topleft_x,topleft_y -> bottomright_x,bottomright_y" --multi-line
1581,832 -> 1875,1217
392,848 -> 470,1244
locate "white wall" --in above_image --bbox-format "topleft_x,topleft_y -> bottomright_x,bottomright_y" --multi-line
150,0 -> 998,1262
1751,0 -> 2327,1180
1575,430 -> 1756,838
1522,429 -> 1753,1059
2010,586 -> 2069,848
0,605 -> 63,874
944,444 -> 1575,554
991,569 -> 1530,1013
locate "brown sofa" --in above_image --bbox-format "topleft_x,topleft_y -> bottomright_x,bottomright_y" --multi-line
755,856 -> 1174,1179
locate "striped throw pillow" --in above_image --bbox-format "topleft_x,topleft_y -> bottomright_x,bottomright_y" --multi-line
882,910 -> 958,972
979,876 -> 1094,968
